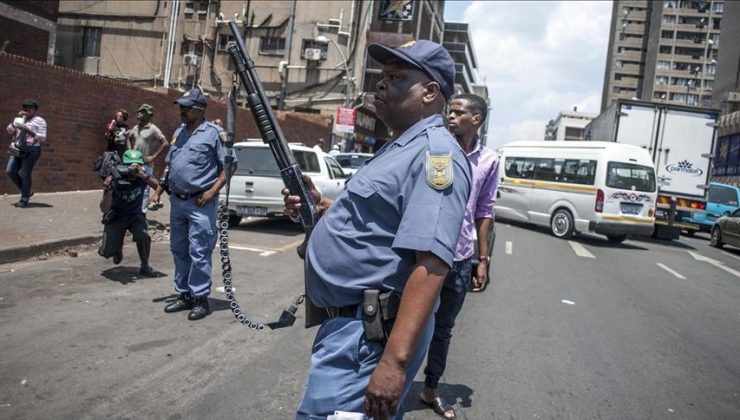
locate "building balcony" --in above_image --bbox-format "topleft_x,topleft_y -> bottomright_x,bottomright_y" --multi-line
618,50 -> 643,61
618,37 -> 644,47
614,78 -> 639,88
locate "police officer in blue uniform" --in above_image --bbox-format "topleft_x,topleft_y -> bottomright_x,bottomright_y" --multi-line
284,40 -> 472,420
162,89 -> 227,321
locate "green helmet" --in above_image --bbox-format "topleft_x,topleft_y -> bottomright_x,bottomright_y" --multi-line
122,149 -> 144,165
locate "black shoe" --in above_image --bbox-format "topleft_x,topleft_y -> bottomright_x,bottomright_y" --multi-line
188,296 -> 211,321
139,265 -> 158,277
13,201 -> 28,208
164,293 -> 194,313
113,252 -> 123,265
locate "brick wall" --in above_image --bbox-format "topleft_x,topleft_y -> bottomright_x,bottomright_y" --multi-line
0,53 -> 332,194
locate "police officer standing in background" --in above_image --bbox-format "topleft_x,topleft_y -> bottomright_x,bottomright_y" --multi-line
284,40 -> 472,420
161,89 -> 226,321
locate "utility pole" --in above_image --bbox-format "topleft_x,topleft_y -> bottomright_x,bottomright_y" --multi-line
278,0 -> 297,110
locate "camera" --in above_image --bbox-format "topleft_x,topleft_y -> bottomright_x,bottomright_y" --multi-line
113,164 -> 138,180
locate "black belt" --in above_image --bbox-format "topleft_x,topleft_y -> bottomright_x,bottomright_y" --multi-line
174,191 -> 204,200
325,304 -> 359,319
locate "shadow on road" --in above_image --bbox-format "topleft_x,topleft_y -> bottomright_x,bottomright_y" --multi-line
24,202 -> 53,208
100,266 -> 167,284
231,217 -> 305,236
403,381 -> 474,414
629,235 -> 698,250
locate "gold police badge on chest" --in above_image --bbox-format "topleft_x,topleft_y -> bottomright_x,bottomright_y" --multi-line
426,152 -> 453,190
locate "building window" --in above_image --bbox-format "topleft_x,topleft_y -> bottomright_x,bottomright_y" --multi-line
712,2 -> 724,13
216,34 -> 234,53
657,60 -> 671,69
259,37 -> 285,56
661,30 -> 674,39
659,45 -> 672,54
710,33 -> 720,46
662,15 -> 676,24
705,64 -> 716,76
664,0 -> 677,8
703,79 -> 714,90
656,76 -> 669,85
81,27 -> 102,57
616,59 -> 623,68
613,86 -> 621,94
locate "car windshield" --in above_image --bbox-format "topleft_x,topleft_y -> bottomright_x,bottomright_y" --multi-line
606,162 -> 656,192
234,147 -> 321,176
334,154 -> 372,169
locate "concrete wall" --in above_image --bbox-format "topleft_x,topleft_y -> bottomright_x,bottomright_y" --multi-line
0,53 -> 332,194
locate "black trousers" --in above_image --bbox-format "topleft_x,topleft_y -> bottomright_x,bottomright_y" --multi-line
99,213 -> 150,267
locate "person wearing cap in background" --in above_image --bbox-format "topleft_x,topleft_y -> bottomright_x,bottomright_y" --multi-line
161,88 -> 227,321
127,103 -> 168,212
6,99 -> 47,208
283,40 -> 472,419
98,149 -> 160,277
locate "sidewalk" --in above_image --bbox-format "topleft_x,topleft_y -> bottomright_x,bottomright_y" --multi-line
0,190 -> 170,264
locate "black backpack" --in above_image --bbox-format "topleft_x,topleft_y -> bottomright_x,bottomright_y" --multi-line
93,151 -> 122,180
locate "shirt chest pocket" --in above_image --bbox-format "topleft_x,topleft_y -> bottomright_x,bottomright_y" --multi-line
187,143 -> 211,165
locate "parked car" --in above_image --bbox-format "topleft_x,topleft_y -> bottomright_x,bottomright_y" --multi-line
332,152 -> 374,175
220,140 -> 348,226
710,208 -> 740,249
688,182 -> 740,234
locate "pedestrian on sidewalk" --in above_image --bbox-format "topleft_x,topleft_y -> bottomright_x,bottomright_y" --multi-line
283,40 -> 471,420
98,149 -> 160,277
161,89 -> 227,321
419,93 -> 500,420
105,109 -> 129,158
6,99 -> 47,208
127,104 -> 168,212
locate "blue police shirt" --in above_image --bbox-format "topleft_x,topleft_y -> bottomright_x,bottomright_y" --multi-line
165,120 -> 226,195
305,114 -> 472,308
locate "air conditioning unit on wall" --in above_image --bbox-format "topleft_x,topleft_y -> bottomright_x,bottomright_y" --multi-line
304,48 -> 322,61
183,53 -> 200,66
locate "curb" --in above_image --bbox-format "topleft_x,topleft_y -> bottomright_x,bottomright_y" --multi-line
0,236 -> 101,265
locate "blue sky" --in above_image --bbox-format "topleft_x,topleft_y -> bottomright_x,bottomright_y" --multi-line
443,1 -> 613,149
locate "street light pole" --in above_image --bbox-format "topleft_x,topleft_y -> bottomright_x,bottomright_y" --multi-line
315,35 -> 352,107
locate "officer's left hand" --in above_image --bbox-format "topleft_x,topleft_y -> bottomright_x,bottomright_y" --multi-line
195,190 -> 215,207
365,357 -> 405,420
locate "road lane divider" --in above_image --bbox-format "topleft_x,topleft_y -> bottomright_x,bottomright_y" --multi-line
688,251 -> 740,278
561,299 -> 575,305
568,241 -> 595,258
657,263 -> 686,279
227,244 -> 276,256
505,241 -> 512,255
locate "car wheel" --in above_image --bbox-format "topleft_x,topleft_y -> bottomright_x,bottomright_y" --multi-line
710,226 -> 724,248
228,215 -> 242,228
550,209 -> 574,239
684,229 -> 695,237
607,234 -> 627,244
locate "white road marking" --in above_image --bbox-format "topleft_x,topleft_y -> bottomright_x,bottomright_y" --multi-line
215,286 -> 236,294
228,245 -> 276,257
568,241 -> 595,258
656,263 -> 686,280
505,241 -> 513,255
689,251 -> 740,278
561,299 -> 575,305
721,251 -> 740,262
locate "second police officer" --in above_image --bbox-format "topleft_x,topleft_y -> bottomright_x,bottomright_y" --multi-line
160,89 -> 227,321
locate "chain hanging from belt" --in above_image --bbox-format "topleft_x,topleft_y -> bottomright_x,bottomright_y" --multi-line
216,78 -> 304,331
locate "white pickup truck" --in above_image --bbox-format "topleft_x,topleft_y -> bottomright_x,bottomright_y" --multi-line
220,140 -> 348,226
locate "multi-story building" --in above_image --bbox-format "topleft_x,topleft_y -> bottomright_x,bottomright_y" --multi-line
0,0 -> 59,63
601,0 -> 725,111
710,0 -> 740,183
544,108 -> 596,141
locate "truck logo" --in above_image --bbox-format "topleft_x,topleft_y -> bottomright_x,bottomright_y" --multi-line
666,160 -> 703,177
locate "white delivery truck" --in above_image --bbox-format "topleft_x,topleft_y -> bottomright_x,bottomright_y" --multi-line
585,99 -> 719,239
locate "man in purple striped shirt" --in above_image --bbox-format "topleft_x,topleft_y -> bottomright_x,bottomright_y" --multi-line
419,93 -> 499,420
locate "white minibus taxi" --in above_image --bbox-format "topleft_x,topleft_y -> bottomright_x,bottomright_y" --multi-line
495,141 -> 657,243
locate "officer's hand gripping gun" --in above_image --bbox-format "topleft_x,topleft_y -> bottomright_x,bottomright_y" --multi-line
225,21 -> 318,255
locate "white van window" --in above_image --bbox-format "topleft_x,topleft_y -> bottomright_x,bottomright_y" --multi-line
606,162 -> 656,192
235,147 -> 320,176
505,157 -> 536,179
561,159 -> 597,185
708,185 -> 739,205
535,159 -> 557,181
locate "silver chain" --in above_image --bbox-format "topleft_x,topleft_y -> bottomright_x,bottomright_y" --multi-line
217,201 -> 266,331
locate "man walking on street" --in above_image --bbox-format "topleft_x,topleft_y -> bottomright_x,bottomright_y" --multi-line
162,89 -> 226,321
419,93 -> 499,420
127,104 -> 168,212
283,40 -> 472,420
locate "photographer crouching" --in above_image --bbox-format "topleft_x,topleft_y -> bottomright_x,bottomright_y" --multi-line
98,149 -> 160,277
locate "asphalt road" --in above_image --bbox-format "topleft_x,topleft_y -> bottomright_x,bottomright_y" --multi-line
1,217 -> 739,419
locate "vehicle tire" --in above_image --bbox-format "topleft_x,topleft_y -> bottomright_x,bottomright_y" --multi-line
550,209 -> 574,239
710,226 -> 724,248
684,229 -> 695,237
228,215 -> 242,228
607,234 -> 627,244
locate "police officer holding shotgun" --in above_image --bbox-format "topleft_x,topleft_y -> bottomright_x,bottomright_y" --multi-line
284,40 -> 471,420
